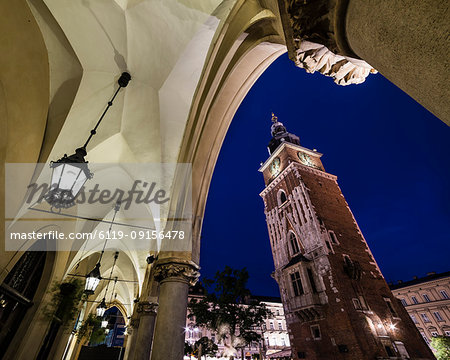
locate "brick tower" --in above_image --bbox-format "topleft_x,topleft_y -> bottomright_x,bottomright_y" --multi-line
259,114 -> 434,360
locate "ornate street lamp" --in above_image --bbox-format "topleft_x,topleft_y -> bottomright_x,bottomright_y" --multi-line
96,251 -> 119,318
83,201 -> 121,294
45,72 -> 131,209
96,298 -> 107,317
84,262 -> 101,294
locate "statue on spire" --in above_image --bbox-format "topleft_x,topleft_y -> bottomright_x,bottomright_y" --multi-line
271,112 -> 278,123
267,113 -> 300,154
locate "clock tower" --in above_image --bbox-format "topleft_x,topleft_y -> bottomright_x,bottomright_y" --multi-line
259,114 -> 434,360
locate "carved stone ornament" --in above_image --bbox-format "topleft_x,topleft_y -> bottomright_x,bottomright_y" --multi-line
129,317 -> 140,329
278,0 -> 377,85
137,301 -> 158,315
294,40 -> 377,85
153,259 -> 200,286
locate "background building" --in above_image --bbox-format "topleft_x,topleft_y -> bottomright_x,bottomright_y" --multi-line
186,287 -> 291,359
390,271 -> 450,348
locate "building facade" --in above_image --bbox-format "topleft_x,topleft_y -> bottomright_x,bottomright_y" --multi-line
390,272 -> 450,348
185,288 -> 291,359
259,115 -> 435,360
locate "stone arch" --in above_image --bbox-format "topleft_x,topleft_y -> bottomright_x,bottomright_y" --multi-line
178,1 -> 288,264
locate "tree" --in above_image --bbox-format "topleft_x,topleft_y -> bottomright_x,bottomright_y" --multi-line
188,266 -> 272,359
184,341 -> 194,359
77,313 -> 106,345
431,336 -> 450,360
195,336 -> 218,359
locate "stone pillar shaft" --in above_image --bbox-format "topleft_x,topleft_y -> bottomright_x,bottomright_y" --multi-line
345,0 -> 449,123
150,258 -> 199,360
133,302 -> 158,360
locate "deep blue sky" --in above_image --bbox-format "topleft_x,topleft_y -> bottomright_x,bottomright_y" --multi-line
200,53 -> 450,297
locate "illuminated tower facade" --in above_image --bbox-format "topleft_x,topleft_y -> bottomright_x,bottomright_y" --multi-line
259,115 -> 434,360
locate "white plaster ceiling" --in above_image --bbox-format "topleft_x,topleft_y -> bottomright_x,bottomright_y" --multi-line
31,0 -> 238,310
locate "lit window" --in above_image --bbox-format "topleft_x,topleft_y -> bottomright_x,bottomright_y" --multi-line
421,313 -> 431,323
269,321 -> 274,330
289,232 -> 300,255
278,321 -> 283,330
401,299 -> 407,306
277,309 -> 281,316
433,311 -> 444,322
410,314 -> 419,324
291,271 -> 304,296
310,325 -> 321,340
411,296 -> 419,304
422,294 -> 431,302
440,290 -> 449,299
281,337 -> 286,346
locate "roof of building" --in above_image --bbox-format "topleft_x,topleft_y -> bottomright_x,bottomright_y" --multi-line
389,271 -> 450,290
252,295 -> 282,303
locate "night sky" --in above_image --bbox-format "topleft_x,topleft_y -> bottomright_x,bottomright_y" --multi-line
200,53 -> 450,298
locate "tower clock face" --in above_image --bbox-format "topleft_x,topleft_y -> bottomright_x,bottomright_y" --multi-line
298,152 -> 313,166
270,157 -> 281,175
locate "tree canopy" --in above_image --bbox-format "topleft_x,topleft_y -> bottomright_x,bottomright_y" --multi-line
188,266 -> 272,357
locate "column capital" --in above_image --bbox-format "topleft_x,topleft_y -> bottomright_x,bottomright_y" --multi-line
137,301 -> 158,315
153,258 -> 200,286
278,0 -> 352,56
278,0 -> 376,85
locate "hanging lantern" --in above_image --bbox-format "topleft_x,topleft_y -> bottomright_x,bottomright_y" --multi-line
96,298 -> 107,317
45,72 -> 131,209
85,262 -> 101,294
101,320 -> 108,328
45,147 -> 93,209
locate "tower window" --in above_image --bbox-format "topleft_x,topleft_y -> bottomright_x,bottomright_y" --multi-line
289,232 -> 300,255
277,190 -> 287,206
329,231 -> 338,244
383,297 -> 398,318
307,268 -> 317,293
290,271 -> 304,296
352,298 -> 362,310
310,325 -> 321,340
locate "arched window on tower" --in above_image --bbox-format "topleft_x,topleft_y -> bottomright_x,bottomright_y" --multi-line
277,190 -> 287,206
288,231 -> 300,256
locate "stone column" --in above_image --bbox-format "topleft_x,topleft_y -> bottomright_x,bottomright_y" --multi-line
150,258 -> 200,360
133,301 -> 158,360
123,317 -> 139,360
345,0 -> 449,123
